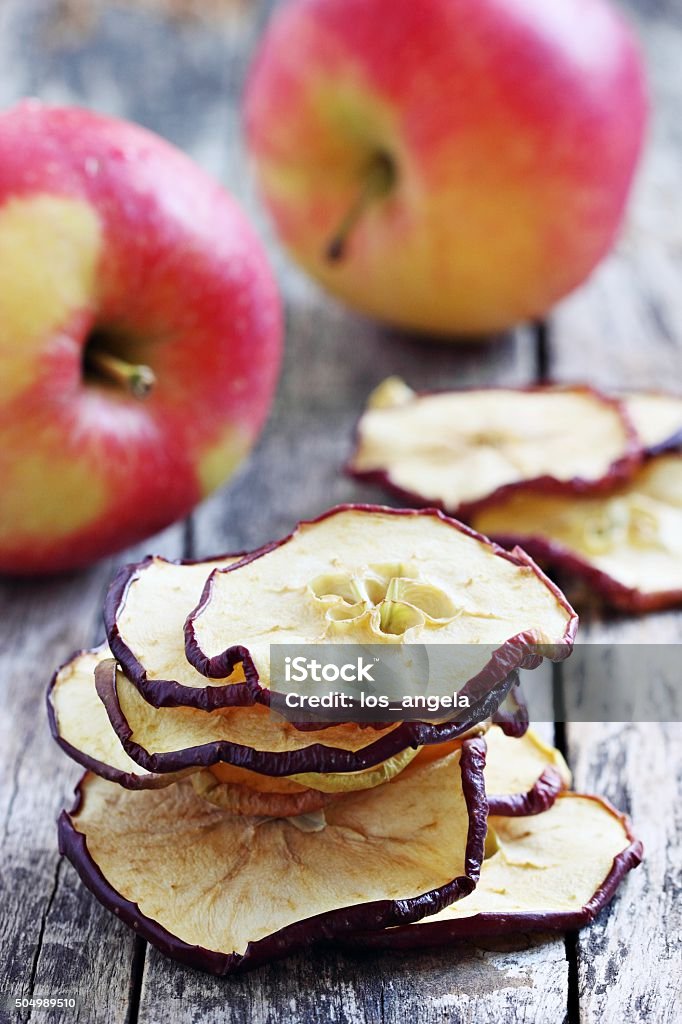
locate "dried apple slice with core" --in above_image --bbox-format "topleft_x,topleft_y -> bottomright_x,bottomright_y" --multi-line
349,379 -> 639,515
105,554 -> 251,710
95,657 -> 517,776
622,391 -> 682,456
58,742 -> 487,974
344,793 -> 642,948
473,454 -> 682,612
48,646 -> 186,789
185,506 -> 576,708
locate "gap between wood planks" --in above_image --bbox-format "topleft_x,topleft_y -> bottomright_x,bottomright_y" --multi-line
537,315 -> 581,1024
552,661 -> 580,1024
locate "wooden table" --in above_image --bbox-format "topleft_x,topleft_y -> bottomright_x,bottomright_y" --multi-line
1,2 -> 680,1021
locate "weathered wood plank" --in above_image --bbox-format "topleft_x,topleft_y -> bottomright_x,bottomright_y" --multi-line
139,938 -> 569,1024
550,10 -> 682,388
0,526 -> 183,1024
548,3 -> 682,1021
559,636 -> 682,1024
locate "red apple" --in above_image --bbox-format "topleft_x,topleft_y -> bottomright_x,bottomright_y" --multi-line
0,102 -> 282,575
244,0 -> 647,336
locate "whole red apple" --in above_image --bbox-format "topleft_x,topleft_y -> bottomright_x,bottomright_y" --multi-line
244,0 -> 647,336
0,102 -> 282,575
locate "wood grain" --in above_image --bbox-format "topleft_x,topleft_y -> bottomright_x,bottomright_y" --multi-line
0,526 -> 183,1024
550,9 -> 682,388
548,3 -> 682,1021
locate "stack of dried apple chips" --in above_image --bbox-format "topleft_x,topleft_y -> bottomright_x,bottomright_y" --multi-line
351,382 -> 682,611
50,507 -> 641,975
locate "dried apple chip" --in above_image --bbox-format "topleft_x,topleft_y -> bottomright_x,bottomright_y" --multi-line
49,647 -> 424,796
345,793 -> 642,948
349,379 -> 640,515
105,554 -> 251,711
481,725 -> 570,816
48,646 -> 186,790
189,771 -> 335,817
58,741 -> 487,974
412,725 -> 570,816
473,453 -> 682,612
622,391 -> 682,456
185,506 -> 577,709
94,657 -> 516,776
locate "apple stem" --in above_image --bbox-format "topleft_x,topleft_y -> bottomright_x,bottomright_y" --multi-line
86,349 -> 156,399
325,152 -> 396,262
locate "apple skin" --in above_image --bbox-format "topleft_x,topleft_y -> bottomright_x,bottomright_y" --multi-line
0,102 -> 282,575
244,0 -> 647,337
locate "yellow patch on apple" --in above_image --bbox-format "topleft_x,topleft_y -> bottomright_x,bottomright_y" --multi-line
0,451 -> 107,542
0,194 -> 102,403
198,426 -> 252,497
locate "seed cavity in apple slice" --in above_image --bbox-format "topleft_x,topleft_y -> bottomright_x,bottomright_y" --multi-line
349,379 -> 640,515
621,391 -> 682,456
344,793 -> 642,949
94,656 -> 517,776
184,505 -> 577,712
473,453 -> 682,612
105,554 -> 253,711
57,740 -> 487,975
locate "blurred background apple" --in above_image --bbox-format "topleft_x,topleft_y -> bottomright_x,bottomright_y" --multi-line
0,102 -> 282,575
245,0 -> 647,337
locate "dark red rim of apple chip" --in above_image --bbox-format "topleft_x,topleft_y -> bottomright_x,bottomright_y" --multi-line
46,648 -> 188,791
340,796 -> 643,950
347,384 -> 642,519
104,551 -> 263,712
484,533 -> 682,614
94,658 -> 518,776
57,738 -> 488,975
491,678 -> 529,739
182,505 -> 577,716
486,765 -> 565,817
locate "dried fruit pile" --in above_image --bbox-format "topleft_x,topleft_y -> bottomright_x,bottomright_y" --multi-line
50,507 -> 640,975
351,381 -> 682,611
